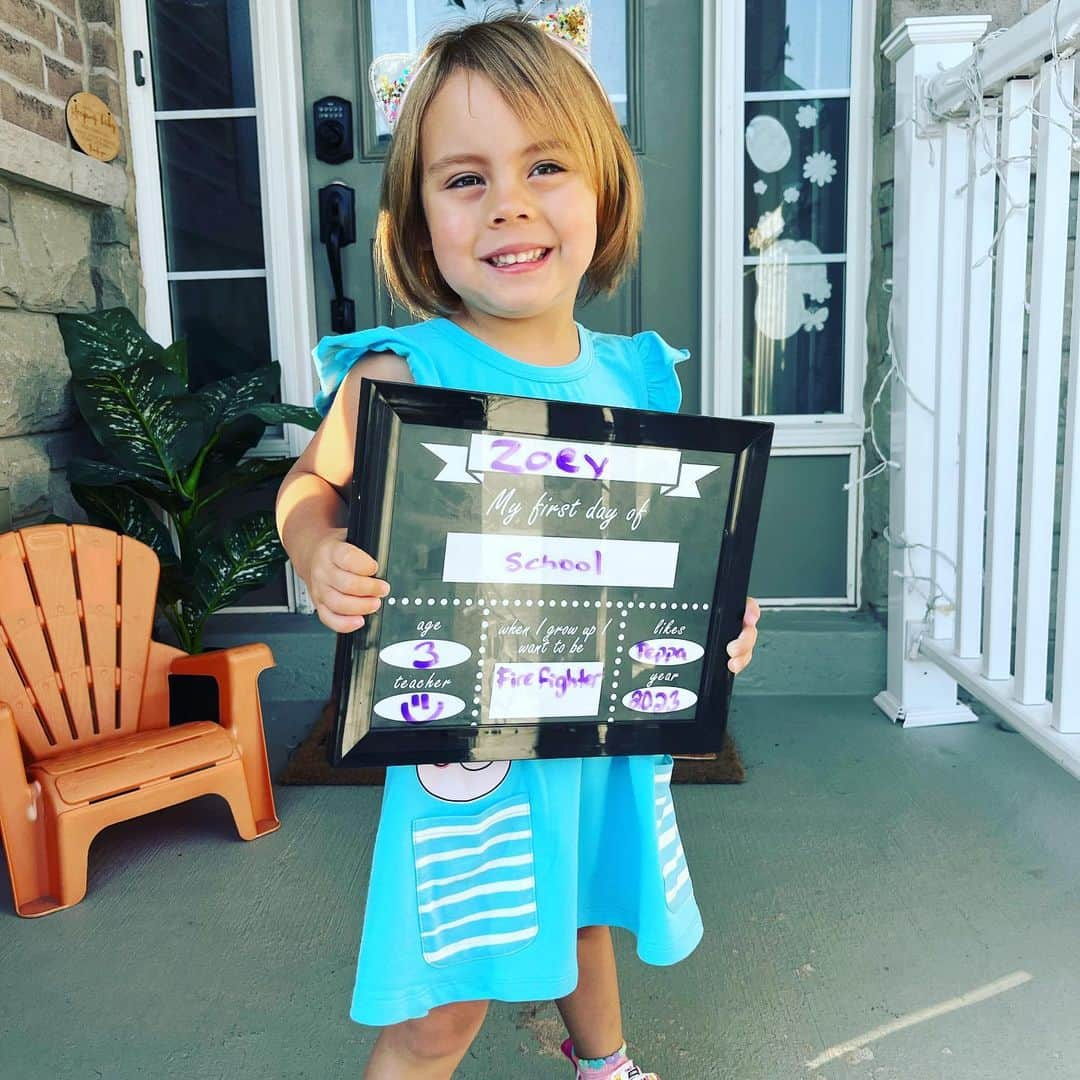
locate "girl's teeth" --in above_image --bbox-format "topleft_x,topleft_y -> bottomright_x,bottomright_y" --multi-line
490,248 -> 545,266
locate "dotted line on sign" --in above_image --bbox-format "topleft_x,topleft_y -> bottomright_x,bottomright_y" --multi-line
473,607 -> 489,715
387,597 -> 709,610
393,597 -> 472,606
609,607 -> 629,715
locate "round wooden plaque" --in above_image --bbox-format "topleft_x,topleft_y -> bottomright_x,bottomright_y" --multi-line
66,92 -> 120,162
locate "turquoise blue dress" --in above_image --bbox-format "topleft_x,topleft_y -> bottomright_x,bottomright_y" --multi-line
312,317 -> 704,1026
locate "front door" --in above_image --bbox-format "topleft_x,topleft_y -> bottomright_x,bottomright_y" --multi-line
297,0 -> 704,408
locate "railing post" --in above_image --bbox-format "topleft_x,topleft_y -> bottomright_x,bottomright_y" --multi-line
875,17 -> 989,728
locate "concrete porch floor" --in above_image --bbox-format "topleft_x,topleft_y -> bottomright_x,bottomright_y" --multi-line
3,692 -> 1080,1080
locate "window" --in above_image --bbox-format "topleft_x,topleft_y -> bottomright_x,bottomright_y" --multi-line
742,0 -> 854,417
148,0 -> 273,391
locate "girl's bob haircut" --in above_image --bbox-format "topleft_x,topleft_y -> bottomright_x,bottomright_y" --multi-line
375,14 -> 644,319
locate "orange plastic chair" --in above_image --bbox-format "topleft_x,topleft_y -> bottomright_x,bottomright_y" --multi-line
0,523 -> 280,917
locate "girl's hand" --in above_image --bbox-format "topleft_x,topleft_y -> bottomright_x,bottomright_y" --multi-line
726,596 -> 760,674
307,528 -> 390,633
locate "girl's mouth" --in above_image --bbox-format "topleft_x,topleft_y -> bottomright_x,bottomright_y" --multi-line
485,247 -> 551,272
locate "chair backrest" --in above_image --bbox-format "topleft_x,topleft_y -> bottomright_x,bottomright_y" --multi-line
0,524 -> 159,761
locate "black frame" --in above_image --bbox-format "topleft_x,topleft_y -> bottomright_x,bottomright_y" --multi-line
329,380 -> 773,766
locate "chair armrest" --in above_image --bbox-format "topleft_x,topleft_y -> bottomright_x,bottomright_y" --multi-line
0,703 -> 35,827
169,644 -> 275,730
170,643 -> 274,681
169,645 -> 278,835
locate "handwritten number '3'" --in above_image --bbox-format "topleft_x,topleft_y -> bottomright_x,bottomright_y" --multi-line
412,641 -> 440,669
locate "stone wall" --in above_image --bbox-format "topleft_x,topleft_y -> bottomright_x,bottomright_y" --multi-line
863,0 -> 1048,614
0,0 -> 138,529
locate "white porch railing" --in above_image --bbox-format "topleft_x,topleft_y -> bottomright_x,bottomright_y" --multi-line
879,6 -> 1080,778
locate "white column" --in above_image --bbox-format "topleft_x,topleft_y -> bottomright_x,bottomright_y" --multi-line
874,17 -> 989,728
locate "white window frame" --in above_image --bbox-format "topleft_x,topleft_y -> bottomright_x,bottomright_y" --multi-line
701,1 -> 875,607
119,0 -> 319,613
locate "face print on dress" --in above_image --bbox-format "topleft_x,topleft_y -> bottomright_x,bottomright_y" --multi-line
416,760 -> 511,802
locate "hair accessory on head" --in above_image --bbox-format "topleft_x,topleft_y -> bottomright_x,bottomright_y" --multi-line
368,3 -> 596,132
531,3 -> 591,58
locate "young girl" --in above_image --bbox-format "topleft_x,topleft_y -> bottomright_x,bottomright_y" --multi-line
276,13 -> 759,1079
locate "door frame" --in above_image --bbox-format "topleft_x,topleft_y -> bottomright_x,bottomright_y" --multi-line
119,0 -> 319,611
701,1 -> 877,607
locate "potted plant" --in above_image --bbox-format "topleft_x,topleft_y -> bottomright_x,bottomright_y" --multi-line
56,306 -> 320,654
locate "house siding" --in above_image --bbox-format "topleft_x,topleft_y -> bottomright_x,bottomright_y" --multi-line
0,0 -> 138,529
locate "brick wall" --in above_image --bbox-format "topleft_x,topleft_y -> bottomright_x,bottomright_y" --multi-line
0,0 -> 124,158
0,0 -> 139,529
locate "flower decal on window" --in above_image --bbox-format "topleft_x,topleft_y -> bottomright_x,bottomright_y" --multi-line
753,240 -> 831,341
783,185 -> 800,204
748,206 -> 785,250
807,277 -> 832,304
803,151 -> 837,187
753,179 -> 768,195
796,104 -> 819,129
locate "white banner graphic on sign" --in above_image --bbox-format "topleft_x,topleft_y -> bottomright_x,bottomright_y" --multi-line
422,436 -> 719,496
442,533 -> 679,587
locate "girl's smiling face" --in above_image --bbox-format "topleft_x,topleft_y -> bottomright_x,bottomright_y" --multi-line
419,69 -> 598,326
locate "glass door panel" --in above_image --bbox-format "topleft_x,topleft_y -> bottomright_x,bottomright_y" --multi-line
745,0 -> 852,93
363,0 -> 631,146
742,0 -> 853,419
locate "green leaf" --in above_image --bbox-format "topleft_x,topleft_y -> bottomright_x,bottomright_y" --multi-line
185,511 -> 287,623
70,484 -> 178,567
244,403 -> 323,430
68,456 -> 170,491
57,308 -> 166,380
200,457 -> 294,507
194,365 -> 281,431
197,415 -> 268,483
68,457 -> 189,514
161,339 -> 189,384
72,364 -> 211,477
158,563 -> 192,608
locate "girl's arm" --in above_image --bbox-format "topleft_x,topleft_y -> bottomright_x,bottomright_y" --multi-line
276,352 -> 414,631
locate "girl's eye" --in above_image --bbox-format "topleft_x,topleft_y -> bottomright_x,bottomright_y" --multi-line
447,174 -> 483,189
532,162 -> 564,176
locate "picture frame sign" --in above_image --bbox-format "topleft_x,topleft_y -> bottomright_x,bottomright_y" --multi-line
329,381 -> 773,766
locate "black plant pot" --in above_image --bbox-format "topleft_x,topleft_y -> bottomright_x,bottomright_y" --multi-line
168,662 -> 221,725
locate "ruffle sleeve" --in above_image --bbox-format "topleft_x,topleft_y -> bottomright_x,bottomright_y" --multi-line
311,325 -> 438,416
633,331 -> 689,414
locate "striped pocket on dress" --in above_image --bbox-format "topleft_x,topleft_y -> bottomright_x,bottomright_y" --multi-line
412,794 -> 539,967
654,757 -> 692,911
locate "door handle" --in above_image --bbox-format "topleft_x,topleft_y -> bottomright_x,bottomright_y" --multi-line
318,182 -> 356,333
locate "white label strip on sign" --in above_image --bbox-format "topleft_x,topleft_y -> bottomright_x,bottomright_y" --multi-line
441,533 -> 680,588
488,662 -> 605,719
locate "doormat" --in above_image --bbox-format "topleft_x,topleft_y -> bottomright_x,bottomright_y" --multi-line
278,701 -> 745,785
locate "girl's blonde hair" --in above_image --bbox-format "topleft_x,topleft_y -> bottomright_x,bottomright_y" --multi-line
375,14 -> 643,319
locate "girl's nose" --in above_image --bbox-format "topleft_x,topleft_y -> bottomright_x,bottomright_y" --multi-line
489,180 -> 534,225
491,208 -> 532,224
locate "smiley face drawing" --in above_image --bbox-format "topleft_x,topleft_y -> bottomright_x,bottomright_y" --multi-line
417,760 -> 511,802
